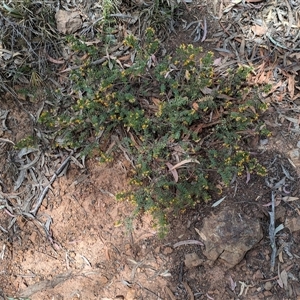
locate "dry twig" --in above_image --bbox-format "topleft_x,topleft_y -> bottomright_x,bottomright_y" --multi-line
269,191 -> 276,271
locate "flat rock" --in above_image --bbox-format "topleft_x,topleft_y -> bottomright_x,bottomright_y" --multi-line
285,216 -> 300,233
184,252 -> 204,268
55,10 -> 82,34
198,206 -> 263,268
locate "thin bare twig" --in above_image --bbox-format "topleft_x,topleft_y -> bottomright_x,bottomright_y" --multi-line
269,191 -> 276,271
60,45 -> 129,73
183,281 -> 195,300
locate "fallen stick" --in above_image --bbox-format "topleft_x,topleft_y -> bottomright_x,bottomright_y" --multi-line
269,191 -> 276,271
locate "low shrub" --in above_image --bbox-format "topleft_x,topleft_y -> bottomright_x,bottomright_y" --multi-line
40,28 -> 269,235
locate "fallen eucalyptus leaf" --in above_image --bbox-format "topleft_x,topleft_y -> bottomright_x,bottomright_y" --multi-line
170,159 -> 200,170
282,196 -> 299,202
212,196 -> 226,207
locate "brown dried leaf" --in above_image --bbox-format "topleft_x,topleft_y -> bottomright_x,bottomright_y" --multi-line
287,74 -> 295,99
279,250 -> 284,263
251,25 -> 268,36
192,102 -> 199,110
183,281 -> 194,300
170,159 -> 200,170
151,97 -> 161,106
239,36 -> 245,56
118,54 -> 131,61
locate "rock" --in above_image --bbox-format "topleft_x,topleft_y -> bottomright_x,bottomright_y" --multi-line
198,206 -> 263,268
285,216 -> 300,233
184,252 -> 204,268
253,269 -> 264,280
264,281 -> 273,291
55,10 -> 82,34
275,205 -> 286,222
162,246 -> 173,255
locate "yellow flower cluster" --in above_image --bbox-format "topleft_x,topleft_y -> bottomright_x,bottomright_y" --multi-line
129,178 -> 143,186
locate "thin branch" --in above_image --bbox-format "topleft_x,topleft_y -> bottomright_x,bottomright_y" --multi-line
269,191 -> 276,271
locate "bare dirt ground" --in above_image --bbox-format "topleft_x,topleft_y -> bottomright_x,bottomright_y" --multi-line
2,0 -> 300,299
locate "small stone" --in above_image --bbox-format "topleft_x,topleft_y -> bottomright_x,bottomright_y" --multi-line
275,205 -> 286,222
286,216 -> 300,233
253,269 -> 264,280
154,246 -> 160,254
99,275 -> 108,284
260,139 -> 268,146
162,246 -> 173,255
184,252 -> 204,268
297,141 -> 300,148
264,281 -> 273,291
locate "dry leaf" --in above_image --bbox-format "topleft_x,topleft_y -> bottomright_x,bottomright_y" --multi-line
45,53 -> 65,64
213,57 -> 223,66
118,54 -> 131,61
287,74 -> 295,99
194,228 -> 207,241
166,162 -> 179,182
192,102 -> 199,110
212,196 -> 226,207
279,251 -> 284,263
151,97 -> 161,106
173,240 -> 204,248
277,268 -> 288,289
251,25 -> 268,36
81,39 -> 102,46
282,196 -> 299,202
229,275 -> 236,291
170,159 -> 200,170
